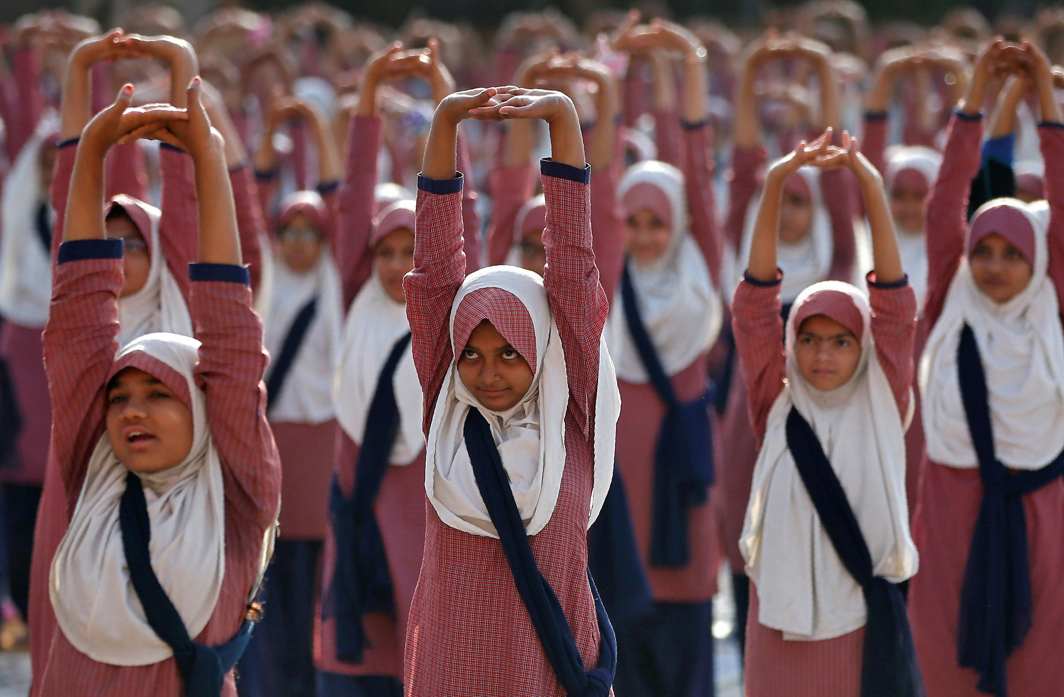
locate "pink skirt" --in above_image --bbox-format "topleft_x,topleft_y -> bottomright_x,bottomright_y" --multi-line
273,420 -> 337,540
0,321 -> 49,485
744,587 -> 864,697
908,459 -> 1064,697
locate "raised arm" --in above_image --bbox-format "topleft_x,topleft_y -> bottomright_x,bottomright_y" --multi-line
406,88 -> 501,425
47,85 -> 186,495
922,41 -> 1009,327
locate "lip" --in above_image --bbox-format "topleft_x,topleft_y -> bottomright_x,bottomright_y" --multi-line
122,425 -> 158,451
477,387 -> 510,398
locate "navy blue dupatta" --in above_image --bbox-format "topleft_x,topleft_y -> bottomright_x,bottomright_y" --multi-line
324,332 -> 412,664
119,472 -> 257,697
784,409 -> 924,697
955,324 -> 1064,697
619,261 -> 714,567
463,408 -> 617,696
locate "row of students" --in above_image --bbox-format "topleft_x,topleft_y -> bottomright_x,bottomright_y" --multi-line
3,16 -> 1062,697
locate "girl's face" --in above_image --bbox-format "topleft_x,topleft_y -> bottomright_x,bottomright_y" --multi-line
279,213 -> 325,274
106,367 -> 193,474
969,233 -> 1033,304
374,226 -> 415,304
625,208 -> 670,265
457,320 -> 534,412
795,314 -> 862,392
519,229 -> 545,277
779,189 -> 813,243
890,184 -> 927,233
107,212 -> 150,297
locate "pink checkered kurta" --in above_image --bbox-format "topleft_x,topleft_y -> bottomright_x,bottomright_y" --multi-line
28,140 -> 214,692
908,114 -> 1064,697
36,243 -> 280,696
315,115 -> 481,680
732,269 -> 916,697
402,160 -> 609,697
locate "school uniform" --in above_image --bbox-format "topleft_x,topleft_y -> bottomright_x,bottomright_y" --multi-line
908,112 -> 1064,697
715,143 -> 857,658
38,238 -> 279,695
28,140 -> 200,693
403,158 -> 619,697
733,275 -> 920,697
314,115 -> 480,694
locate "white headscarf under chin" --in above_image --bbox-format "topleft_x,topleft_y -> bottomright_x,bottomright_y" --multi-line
263,250 -> 342,424
0,114 -> 57,327
741,281 -> 918,641
113,197 -> 193,346
920,199 -> 1064,470
50,333 -> 228,666
606,160 -> 721,382
426,266 -> 620,538
740,167 -> 833,304
856,146 -> 941,305
334,270 -> 422,464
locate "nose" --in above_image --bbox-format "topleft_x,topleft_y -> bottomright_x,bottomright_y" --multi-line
118,397 -> 147,421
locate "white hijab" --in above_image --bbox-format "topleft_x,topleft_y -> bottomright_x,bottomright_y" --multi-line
112,197 -> 193,346
856,146 -> 941,305
607,160 -> 721,382
740,167 -> 834,304
426,266 -> 620,538
334,271 -> 422,465
0,116 -> 56,327
51,334 -> 229,665
263,248 -> 342,424
741,281 -> 918,640
920,199 -> 1064,469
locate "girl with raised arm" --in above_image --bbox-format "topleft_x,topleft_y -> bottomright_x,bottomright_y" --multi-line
39,78 -> 280,696
734,130 -> 920,697
908,40 -> 1064,697
402,84 -> 620,697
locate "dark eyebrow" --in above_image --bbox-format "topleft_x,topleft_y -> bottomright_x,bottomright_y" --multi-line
799,331 -> 855,341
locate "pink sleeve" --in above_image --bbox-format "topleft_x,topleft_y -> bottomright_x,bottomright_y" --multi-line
868,280 -> 917,417
623,66 -> 649,128
923,114 -> 983,329
49,140 -> 78,264
861,112 -> 889,176
42,244 -> 123,501
190,269 -> 281,528
541,162 -> 608,438
822,167 -> 856,282
725,145 -> 765,250
486,163 -> 536,266
7,47 -> 43,160
158,145 -> 199,302
229,164 -> 267,294
590,147 -> 624,304
458,133 -> 483,272
1038,123 -> 1064,311
682,122 -> 723,286
336,115 -> 382,309
731,277 -> 785,444
654,109 -> 682,168
404,178 -> 467,432
105,141 -> 149,201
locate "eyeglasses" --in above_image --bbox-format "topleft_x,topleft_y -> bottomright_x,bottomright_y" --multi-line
120,237 -> 148,256
279,226 -> 323,243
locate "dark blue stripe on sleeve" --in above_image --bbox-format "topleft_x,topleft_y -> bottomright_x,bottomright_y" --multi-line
743,270 -> 783,287
955,110 -> 982,122
1038,120 -> 1064,130
681,118 -> 710,131
867,273 -> 910,290
189,263 -> 251,285
317,180 -> 340,195
540,159 -> 590,184
417,173 -> 464,195
159,142 -> 187,154
58,238 -> 124,263
864,111 -> 888,122
57,137 -> 80,149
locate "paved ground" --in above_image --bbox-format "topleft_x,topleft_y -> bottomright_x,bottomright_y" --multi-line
0,569 -> 745,696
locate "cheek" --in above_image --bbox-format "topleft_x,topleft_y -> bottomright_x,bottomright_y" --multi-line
456,361 -> 478,390
158,404 -> 194,457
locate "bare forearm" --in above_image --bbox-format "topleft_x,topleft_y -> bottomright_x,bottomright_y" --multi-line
862,175 -> 904,283
423,116 -> 459,179
747,177 -> 782,280
65,147 -> 107,240
60,58 -> 92,139
588,80 -> 618,169
683,58 -> 708,124
195,136 -> 242,264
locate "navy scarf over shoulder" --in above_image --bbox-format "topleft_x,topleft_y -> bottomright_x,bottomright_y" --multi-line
119,472 -> 255,697
955,324 -> 1064,697
784,409 -> 923,697
619,262 -> 714,567
463,408 -> 617,697
325,332 -> 411,664
264,297 -> 318,414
